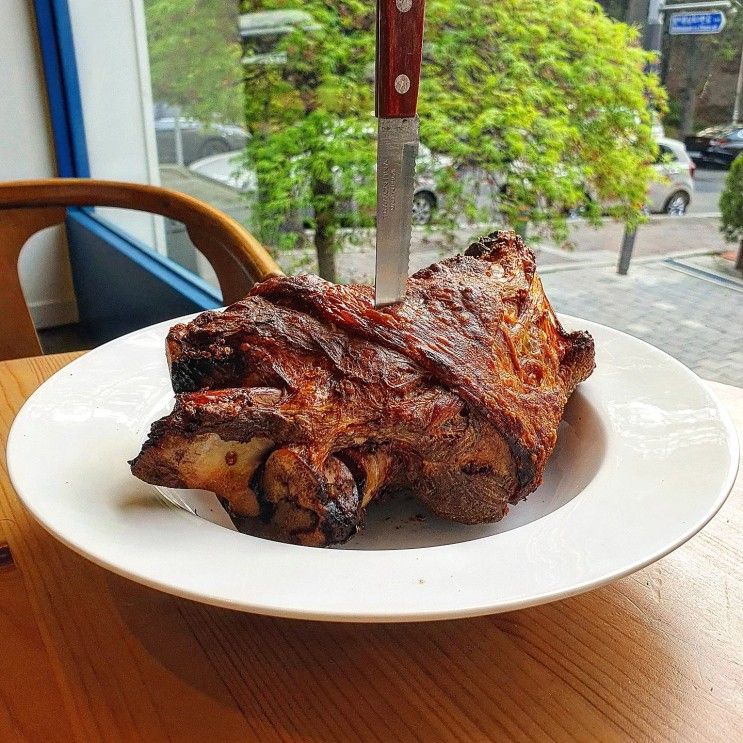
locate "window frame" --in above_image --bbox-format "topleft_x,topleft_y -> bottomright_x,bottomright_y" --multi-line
32,0 -> 221,311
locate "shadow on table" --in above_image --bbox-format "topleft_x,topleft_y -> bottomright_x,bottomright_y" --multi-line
108,570 -> 684,740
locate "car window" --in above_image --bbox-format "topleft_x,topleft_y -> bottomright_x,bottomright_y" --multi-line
669,142 -> 689,162
655,144 -> 672,164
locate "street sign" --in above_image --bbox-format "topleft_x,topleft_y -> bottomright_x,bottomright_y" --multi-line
669,10 -> 726,35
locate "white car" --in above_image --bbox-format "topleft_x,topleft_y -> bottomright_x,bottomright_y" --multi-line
457,136 -> 695,221
189,144 -> 447,226
648,137 -> 695,215
188,151 -> 256,191
189,137 -> 693,223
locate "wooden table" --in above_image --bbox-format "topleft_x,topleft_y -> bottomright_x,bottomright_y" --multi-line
0,353 -> 740,742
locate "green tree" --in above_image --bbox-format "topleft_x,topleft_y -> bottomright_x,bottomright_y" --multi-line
145,0 -> 242,122
239,1 -> 376,281
240,0 -> 663,280
720,154 -> 743,271
421,0 -> 664,235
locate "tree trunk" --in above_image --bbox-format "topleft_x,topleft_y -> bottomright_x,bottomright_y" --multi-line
681,37 -> 700,137
736,238 -> 743,272
315,229 -> 337,283
312,177 -> 337,282
660,28 -> 672,87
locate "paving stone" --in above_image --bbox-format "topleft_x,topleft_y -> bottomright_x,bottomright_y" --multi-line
541,262 -> 742,386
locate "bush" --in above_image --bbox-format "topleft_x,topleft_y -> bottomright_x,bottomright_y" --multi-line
719,154 -> 743,270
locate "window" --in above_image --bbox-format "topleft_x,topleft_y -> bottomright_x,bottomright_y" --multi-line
33,0 -> 741,385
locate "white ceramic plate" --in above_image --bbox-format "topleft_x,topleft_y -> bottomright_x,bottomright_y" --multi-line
6,315 -> 738,622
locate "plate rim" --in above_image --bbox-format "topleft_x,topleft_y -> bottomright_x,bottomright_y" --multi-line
6,314 -> 740,622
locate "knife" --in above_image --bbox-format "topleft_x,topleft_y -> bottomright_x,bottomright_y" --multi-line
374,0 -> 426,307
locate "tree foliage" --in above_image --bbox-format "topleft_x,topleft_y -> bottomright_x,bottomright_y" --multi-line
421,0 -> 664,231
146,1 -> 664,280
239,0 -> 663,279
239,1 -> 377,281
720,154 -> 743,242
144,0 -> 243,122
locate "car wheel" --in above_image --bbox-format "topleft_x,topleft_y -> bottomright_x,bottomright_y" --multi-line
663,191 -> 689,216
198,138 -> 230,159
411,191 -> 436,226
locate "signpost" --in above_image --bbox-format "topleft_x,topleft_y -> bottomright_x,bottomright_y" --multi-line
617,0 -> 732,276
669,10 -> 726,34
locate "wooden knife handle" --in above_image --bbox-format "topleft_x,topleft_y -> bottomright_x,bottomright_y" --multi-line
376,0 -> 426,118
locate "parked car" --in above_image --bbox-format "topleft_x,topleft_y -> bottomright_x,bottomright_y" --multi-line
410,145 -> 446,225
458,136 -> 694,219
153,105 -> 249,165
564,137 -> 695,216
684,125 -> 743,169
238,10 -> 320,66
189,143 -> 446,226
649,137 -> 695,215
188,151 -> 256,191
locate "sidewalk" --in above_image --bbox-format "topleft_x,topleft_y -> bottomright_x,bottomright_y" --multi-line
148,171 -> 742,386
541,260 -> 741,386
275,215 -> 728,281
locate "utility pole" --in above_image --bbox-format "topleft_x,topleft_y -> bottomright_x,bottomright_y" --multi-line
645,0 -> 665,65
681,35 -> 700,136
173,107 -> 185,167
618,0 -> 664,276
733,39 -> 743,123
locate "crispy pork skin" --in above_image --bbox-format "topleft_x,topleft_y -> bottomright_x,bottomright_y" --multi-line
131,231 -> 595,546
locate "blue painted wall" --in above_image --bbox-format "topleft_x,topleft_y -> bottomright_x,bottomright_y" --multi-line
33,0 -> 90,178
67,211 -> 221,344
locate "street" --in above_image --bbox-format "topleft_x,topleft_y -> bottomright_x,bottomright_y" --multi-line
164,162 -> 729,281
687,167 -> 727,215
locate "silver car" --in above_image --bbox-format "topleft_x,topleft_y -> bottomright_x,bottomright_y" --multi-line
189,144 -> 446,226
648,137 -> 695,215
459,135 -> 695,219
154,104 -> 249,166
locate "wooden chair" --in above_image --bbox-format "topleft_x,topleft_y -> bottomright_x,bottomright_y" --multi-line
0,178 -> 282,361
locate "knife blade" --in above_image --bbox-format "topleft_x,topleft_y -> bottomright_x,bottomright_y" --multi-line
375,117 -> 419,306
374,0 -> 426,307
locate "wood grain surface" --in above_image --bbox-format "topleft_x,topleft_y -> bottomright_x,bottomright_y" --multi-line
0,352 -> 740,742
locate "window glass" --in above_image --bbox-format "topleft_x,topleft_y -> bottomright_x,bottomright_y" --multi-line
67,1 -> 165,252
655,144 -> 672,163
61,1 -> 740,384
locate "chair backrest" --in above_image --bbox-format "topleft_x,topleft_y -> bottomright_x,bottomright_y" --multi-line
0,178 -> 282,361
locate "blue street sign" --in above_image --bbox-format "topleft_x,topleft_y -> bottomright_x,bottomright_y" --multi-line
669,11 -> 726,35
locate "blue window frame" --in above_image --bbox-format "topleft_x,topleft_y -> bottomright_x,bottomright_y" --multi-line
33,0 -> 89,178
32,0 -> 221,338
